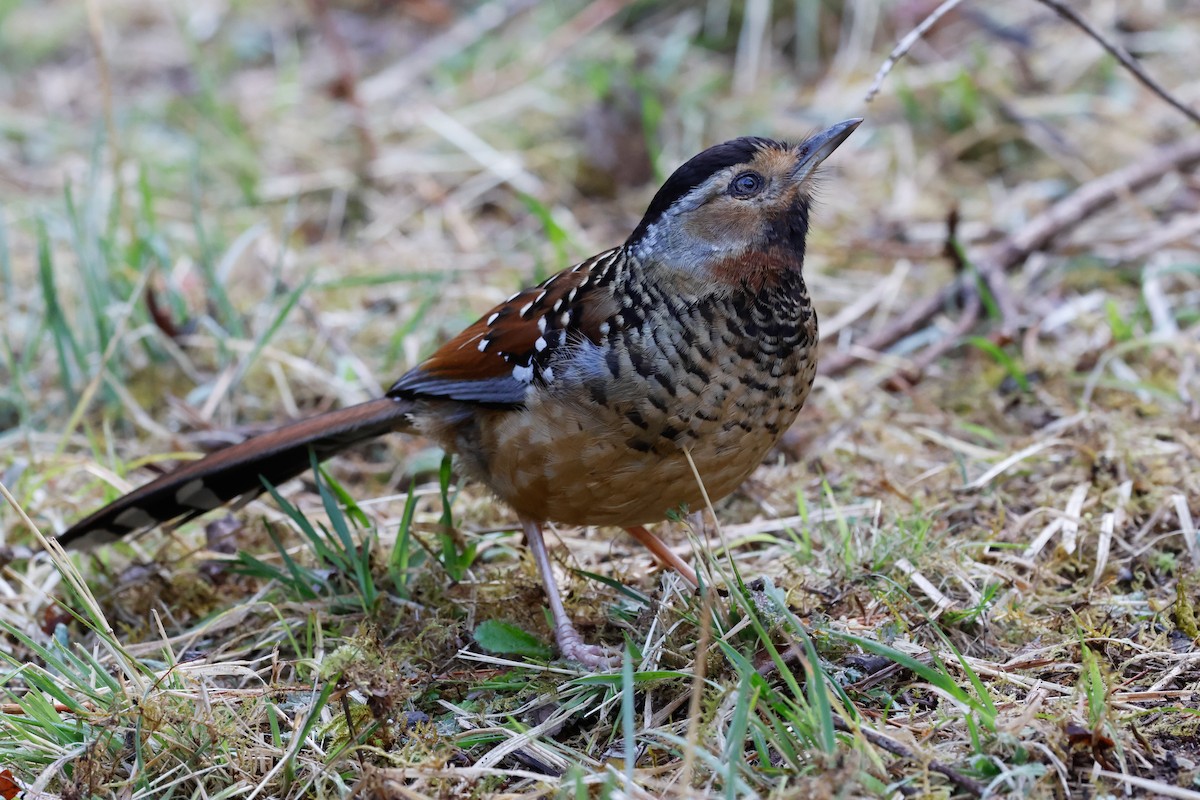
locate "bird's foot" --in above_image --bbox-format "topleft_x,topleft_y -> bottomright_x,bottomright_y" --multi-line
555,625 -> 620,670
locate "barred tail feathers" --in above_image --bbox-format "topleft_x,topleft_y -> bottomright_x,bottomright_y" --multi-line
59,397 -> 414,545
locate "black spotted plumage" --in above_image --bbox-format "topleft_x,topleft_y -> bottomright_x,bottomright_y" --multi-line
387,248 -> 623,405
58,120 -> 862,670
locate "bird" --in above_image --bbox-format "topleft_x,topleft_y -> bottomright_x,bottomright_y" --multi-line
59,119 -> 861,668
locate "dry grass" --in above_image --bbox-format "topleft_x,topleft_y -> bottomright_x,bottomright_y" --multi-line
1,1 -> 1199,797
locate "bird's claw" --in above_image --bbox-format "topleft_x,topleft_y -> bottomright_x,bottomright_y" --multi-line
557,628 -> 621,670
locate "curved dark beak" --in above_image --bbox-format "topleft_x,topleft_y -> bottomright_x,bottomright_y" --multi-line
792,118 -> 862,182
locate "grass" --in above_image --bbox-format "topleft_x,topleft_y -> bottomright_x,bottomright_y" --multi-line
2,1 -> 1200,797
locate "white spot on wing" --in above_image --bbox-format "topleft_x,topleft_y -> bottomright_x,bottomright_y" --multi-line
487,312 -> 500,325
477,337 -> 490,352
537,316 -> 547,333
599,322 -> 610,334
534,337 -> 547,352
519,302 -> 534,318
512,363 -> 534,383
542,366 -> 555,383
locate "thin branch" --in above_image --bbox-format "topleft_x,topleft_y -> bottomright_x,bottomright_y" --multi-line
1036,0 -> 1200,126
986,136 -> 1200,270
865,0 -> 1199,125
890,288 -> 982,387
832,715 -> 986,797
754,648 -> 986,795
820,135 -> 1200,379
864,0 -> 970,103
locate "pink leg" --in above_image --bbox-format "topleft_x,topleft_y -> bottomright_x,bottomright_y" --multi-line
624,525 -> 699,588
522,518 -> 616,669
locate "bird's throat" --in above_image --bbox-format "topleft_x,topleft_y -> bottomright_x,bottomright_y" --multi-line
707,246 -> 807,293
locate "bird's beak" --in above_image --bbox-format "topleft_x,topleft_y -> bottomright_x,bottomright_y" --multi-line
791,118 -> 862,182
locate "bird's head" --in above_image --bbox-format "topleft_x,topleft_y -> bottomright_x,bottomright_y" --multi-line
626,119 -> 861,291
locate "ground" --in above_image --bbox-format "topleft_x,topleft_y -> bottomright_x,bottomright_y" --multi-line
1,1 -> 1198,798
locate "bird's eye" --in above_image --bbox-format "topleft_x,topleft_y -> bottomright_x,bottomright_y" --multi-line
729,171 -> 764,197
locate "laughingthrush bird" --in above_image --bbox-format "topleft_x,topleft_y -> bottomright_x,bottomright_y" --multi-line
60,119 -> 861,668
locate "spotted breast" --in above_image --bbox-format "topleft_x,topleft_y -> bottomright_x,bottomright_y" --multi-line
441,250 -> 819,527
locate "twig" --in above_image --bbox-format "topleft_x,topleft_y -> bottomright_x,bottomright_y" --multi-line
0,702 -> 78,715
754,648 -> 985,795
820,135 -> 1200,379
1035,0 -> 1200,126
890,294 -> 983,381
986,136 -> 1200,270
864,0 -> 970,103
865,0 -> 1199,125
883,210 -> 988,385
832,715 -> 986,797
1098,212 -> 1200,262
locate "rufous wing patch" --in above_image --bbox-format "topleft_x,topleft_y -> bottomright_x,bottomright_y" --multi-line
389,248 -> 622,402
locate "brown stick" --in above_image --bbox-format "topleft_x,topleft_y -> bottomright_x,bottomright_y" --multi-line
832,714 -> 986,797
820,135 -> 1200,379
754,646 -> 985,795
986,136 -> 1200,271
893,289 -> 982,386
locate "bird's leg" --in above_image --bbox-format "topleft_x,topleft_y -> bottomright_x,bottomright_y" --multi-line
624,525 -> 699,588
522,517 -> 616,669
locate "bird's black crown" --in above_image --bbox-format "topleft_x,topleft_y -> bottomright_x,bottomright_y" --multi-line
627,136 -> 785,245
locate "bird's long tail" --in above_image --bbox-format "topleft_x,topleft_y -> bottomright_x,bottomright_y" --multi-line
58,397 -> 415,546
